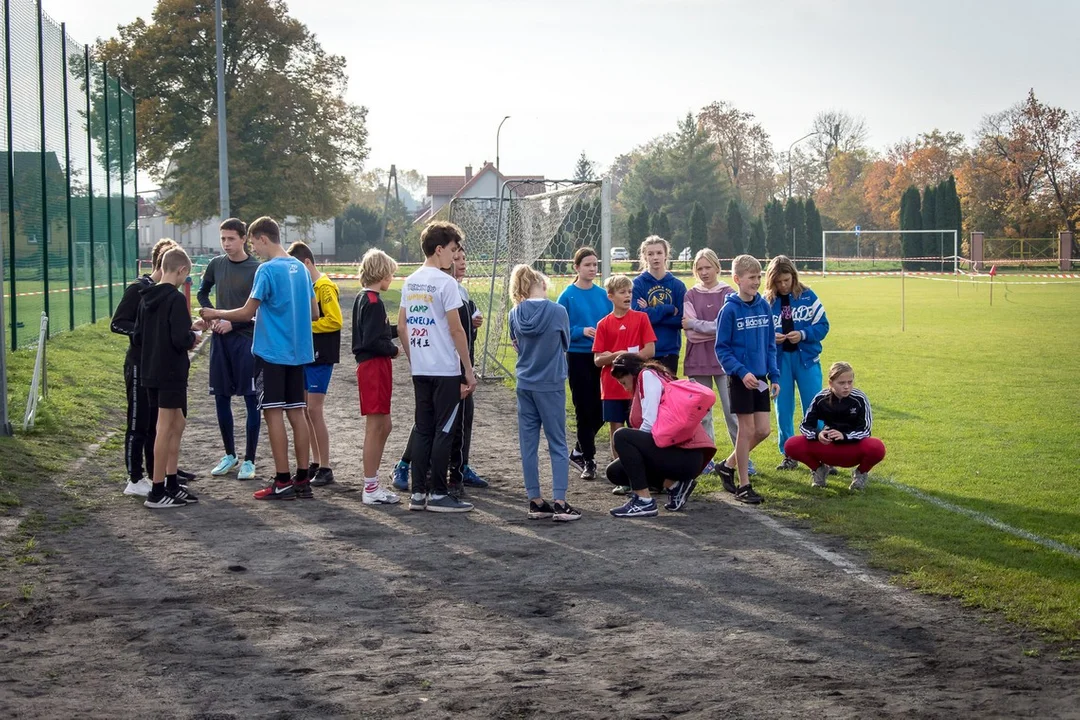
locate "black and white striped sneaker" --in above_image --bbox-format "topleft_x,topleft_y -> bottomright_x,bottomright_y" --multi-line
144,489 -> 189,509
172,486 -> 199,504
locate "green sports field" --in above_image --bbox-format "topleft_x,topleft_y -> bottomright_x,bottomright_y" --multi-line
421,270 -> 1080,639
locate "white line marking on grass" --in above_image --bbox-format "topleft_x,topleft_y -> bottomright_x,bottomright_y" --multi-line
728,502 -> 902,595
878,478 -> 1080,560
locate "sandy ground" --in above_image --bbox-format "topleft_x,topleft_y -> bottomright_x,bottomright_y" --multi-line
1,306 -> 1078,719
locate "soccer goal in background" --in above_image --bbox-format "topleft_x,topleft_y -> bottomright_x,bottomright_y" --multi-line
821,229 -> 959,275
430,178 -> 611,380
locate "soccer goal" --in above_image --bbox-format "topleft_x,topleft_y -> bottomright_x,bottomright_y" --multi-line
821,229 -> 959,274
431,178 -> 611,380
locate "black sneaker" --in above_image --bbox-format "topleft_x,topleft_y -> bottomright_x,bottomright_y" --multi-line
581,460 -> 597,480
293,481 -> 314,500
448,480 -> 467,500
735,484 -> 763,505
177,468 -> 197,482
144,488 -> 189,509
665,477 -> 698,512
552,501 -> 581,522
717,462 -> 738,494
310,468 -> 336,487
568,449 -> 586,473
827,465 -> 839,476
172,486 -> 199,504
528,500 -> 555,519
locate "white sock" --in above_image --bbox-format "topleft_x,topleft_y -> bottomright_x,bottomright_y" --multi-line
364,476 -> 379,492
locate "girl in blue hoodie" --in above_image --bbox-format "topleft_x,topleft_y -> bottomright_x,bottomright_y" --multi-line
509,264 -> 581,522
764,256 -> 830,471
633,236 -> 686,375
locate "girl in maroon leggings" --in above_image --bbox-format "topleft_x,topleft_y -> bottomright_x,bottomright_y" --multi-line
783,361 -> 886,490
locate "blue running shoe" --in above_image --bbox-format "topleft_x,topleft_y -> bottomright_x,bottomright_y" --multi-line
700,460 -> 716,477
748,459 -> 758,476
392,461 -> 410,492
610,494 -> 659,518
211,454 -> 238,476
462,465 -> 489,488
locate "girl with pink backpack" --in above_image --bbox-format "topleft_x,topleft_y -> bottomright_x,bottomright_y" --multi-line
605,353 -> 716,518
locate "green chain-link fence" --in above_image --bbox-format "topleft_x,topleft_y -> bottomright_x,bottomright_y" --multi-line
1,0 -> 137,350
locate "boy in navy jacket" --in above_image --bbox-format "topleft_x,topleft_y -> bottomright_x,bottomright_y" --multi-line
714,254 -> 780,505
632,236 -> 686,375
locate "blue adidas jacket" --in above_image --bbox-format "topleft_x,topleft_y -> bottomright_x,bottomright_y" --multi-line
632,271 -> 686,357
715,292 -> 780,382
770,287 -> 829,369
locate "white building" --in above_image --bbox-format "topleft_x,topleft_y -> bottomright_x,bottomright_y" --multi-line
414,162 -> 545,224
138,210 -> 336,259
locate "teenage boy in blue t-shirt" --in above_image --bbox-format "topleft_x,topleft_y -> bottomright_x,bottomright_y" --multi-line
200,217 -> 318,501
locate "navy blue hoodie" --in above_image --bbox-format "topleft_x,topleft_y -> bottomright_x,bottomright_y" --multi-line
714,292 -> 780,382
632,271 -> 686,357
508,299 -> 569,392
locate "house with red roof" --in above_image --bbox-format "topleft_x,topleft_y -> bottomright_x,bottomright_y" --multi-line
413,161 -> 545,224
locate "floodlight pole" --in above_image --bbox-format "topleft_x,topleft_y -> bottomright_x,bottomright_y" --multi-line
214,0 -> 230,218
787,131 -> 818,200
496,115 -> 510,174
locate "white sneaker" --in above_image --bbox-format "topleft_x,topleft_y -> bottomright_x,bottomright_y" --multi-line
211,454 -> 238,476
363,485 -> 401,505
123,478 -> 152,497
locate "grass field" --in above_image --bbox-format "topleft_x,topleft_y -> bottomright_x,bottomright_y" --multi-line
3,271 -> 1079,642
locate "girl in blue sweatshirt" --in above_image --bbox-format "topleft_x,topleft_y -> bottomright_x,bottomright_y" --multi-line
557,247 -> 612,480
764,255 -> 830,470
633,236 -> 686,375
509,264 -> 580,521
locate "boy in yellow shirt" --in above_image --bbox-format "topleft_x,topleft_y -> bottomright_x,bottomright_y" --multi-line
288,242 -> 342,487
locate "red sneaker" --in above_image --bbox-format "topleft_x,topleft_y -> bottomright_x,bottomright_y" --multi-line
253,481 -> 295,501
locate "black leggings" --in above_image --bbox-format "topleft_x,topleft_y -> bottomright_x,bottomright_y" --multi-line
566,352 -> 603,460
606,427 -> 703,492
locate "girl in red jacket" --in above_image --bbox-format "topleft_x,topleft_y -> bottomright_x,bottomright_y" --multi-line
606,353 -> 716,517
783,362 -> 886,490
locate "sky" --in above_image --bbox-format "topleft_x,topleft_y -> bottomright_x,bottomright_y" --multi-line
42,0 -> 1080,185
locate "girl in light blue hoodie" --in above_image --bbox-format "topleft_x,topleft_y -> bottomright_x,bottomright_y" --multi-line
509,265 -> 580,522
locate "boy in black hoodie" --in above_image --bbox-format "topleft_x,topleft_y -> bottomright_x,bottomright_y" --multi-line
136,247 -> 205,508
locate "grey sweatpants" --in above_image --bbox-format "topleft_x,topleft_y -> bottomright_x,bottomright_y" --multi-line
689,375 -> 738,452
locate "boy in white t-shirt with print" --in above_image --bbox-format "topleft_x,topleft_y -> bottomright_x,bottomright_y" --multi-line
397,221 -> 478,513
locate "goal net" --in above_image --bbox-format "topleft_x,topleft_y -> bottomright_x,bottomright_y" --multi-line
821,230 -> 959,274
429,179 -> 610,380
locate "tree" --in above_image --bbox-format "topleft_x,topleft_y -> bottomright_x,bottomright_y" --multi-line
573,151 -> 597,182
725,200 -> 746,255
1018,89 -> 1080,243
804,198 -> 823,268
764,199 -> 786,258
921,184 -> 938,269
95,0 -> 369,224
687,201 -> 708,255
650,210 -> 671,239
810,110 -> 869,173
899,185 -> 923,263
783,197 -> 804,258
748,218 -> 767,259
697,100 -> 776,216
631,205 -> 650,247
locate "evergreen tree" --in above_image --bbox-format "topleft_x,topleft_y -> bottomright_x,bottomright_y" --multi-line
764,199 -> 786,258
650,210 -> 671,239
899,185 -> 923,266
573,151 -> 597,182
709,210 -> 736,260
804,198 -> 823,269
934,180 -> 950,271
782,197 -> 802,258
726,200 -> 746,254
943,175 -> 963,268
630,205 -> 650,248
688,201 -> 708,255
748,218 -> 767,259
921,185 -> 937,270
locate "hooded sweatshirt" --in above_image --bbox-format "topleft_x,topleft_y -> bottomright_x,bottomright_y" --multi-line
682,282 -> 734,377
135,282 -> 196,391
111,274 -> 153,367
508,298 -> 570,392
714,292 -> 780,382
632,271 -> 686,357
769,287 -> 829,369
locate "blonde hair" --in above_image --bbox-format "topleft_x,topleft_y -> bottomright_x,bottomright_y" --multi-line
731,254 -> 761,277
604,274 -> 633,295
828,361 -> 854,383
359,248 -> 398,287
150,238 -> 177,271
692,248 -> 721,280
764,255 -> 806,301
639,235 -> 670,265
161,247 -> 191,275
510,264 -> 548,305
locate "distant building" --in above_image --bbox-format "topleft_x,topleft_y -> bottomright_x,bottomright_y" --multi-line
413,161 -> 545,225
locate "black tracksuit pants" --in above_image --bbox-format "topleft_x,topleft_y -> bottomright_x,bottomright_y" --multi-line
124,362 -> 157,482
566,352 -> 603,461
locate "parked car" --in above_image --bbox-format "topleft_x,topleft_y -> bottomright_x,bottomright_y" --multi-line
611,247 -> 630,261
678,247 -> 692,261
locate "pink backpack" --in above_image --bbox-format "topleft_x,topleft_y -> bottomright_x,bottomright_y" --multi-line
647,374 -> 716,448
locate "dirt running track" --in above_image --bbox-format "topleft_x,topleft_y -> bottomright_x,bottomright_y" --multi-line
2,308 -> 1078,718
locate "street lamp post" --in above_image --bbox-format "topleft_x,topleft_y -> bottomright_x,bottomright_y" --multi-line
787,131 -> 819,200
496,115 -> 510,174
215,0 -> 230,218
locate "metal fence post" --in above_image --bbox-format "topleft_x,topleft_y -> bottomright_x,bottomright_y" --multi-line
61,23 -> 73,330
4,0 -> 17,349
36,0 -> 50,330
131,89 -> 137,264
102,61 -> 112,313
84,45 -> 94,323
117,81 -> 125,286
